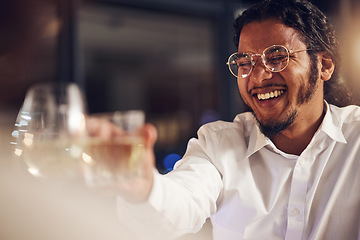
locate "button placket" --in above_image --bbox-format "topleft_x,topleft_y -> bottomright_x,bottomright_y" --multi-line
285,156 -> 309,240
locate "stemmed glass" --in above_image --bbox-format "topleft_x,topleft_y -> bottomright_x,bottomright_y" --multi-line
11,82 -> 87,180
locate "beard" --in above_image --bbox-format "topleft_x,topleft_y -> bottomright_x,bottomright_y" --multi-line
249,58 -> 319,138
255,110 -> 296,137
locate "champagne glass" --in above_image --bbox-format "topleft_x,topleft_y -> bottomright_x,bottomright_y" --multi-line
81,110 -> 145,188
11,82 -> 87,180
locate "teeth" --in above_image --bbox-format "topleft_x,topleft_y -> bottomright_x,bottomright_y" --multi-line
257,90 -> 284,100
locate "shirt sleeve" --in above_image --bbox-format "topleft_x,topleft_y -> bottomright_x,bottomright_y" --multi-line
116,124 -> 223,240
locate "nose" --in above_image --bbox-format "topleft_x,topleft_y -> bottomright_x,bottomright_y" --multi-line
249,58 -> 272,84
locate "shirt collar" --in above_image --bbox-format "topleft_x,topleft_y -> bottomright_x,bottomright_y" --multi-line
245,118 -> 269,158
245,101 -> 347,158
318,101 -> 347,144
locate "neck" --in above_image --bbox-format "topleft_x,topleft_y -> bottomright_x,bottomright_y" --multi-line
270,103 -> 326,156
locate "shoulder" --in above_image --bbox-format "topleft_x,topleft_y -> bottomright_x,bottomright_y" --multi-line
192,112 -> 257,156
182,112 -> 257,170
198,112 -> 256,138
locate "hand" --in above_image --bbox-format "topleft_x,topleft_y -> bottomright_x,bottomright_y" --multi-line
85,117 -> 158,203
120,123 -> 158,203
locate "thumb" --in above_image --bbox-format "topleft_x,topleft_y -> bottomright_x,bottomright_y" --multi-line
142,123 -> 158,149
140,123 -> 157,180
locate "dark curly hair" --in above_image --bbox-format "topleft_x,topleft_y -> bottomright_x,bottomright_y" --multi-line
233,0 -> 355,107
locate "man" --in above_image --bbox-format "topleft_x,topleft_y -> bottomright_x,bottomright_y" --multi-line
93,0 -> 360,239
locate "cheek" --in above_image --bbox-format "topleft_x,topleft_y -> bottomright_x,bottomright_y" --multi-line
237,79 -> 249,101
238,82 -> 248,104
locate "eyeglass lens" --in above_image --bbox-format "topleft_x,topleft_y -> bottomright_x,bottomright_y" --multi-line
228,45 -> 290,78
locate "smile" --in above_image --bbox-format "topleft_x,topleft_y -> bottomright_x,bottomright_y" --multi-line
256,90 -> 285,101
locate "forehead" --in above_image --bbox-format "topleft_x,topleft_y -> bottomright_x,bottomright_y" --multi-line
238,19 -> 305,52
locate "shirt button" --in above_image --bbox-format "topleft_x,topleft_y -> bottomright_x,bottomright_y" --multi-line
290,208 -> 300,216
298,159 -> 304,166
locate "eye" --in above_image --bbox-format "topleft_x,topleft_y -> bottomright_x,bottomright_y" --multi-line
238,60 -> 251,67
268,54 -> 288,64
265,47 -> 288,64
237,54 -> 252,68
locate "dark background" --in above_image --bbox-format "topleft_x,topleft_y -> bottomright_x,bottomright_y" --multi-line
1,0 -> 360,173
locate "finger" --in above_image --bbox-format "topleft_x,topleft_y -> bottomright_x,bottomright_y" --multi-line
86,117 -> 101,136
86,117 -> 124,139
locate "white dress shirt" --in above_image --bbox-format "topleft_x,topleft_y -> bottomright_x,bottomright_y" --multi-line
117,103 -> 360,240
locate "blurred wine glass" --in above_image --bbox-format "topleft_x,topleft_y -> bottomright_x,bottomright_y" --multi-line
81,110 -> 145,189
11,82 -> 87,180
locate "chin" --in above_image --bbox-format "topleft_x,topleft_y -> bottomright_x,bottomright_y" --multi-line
252,110 -> 297,138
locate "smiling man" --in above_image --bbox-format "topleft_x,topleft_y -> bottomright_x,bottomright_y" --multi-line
229,1 -> 354,156
110,0 -> 360,239
234,18 -> 332,155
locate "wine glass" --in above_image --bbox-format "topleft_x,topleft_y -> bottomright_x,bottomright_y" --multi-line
81,110 -> 145,188
11,82 -> 87,180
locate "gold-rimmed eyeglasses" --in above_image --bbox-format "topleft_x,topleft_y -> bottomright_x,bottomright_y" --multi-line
226,45 -> 310,78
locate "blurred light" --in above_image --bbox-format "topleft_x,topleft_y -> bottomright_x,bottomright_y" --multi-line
11,130 -> 19,138
28,167 -> 41,177
82,152 -> 94,165
19,120 -> 29,126
69,144 -> 83,158
68,113 -> 86,135
23,133 -> 34,146
67,83 -> 87,135
163,153 -> 181,172
43,18 -> 61,38
20,114 -> 31,121
14,148 -> 23,157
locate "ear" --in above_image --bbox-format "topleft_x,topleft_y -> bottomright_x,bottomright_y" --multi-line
319,52 -> 335,81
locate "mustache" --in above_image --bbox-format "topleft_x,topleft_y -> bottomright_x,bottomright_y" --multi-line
248,83 -> 287,95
